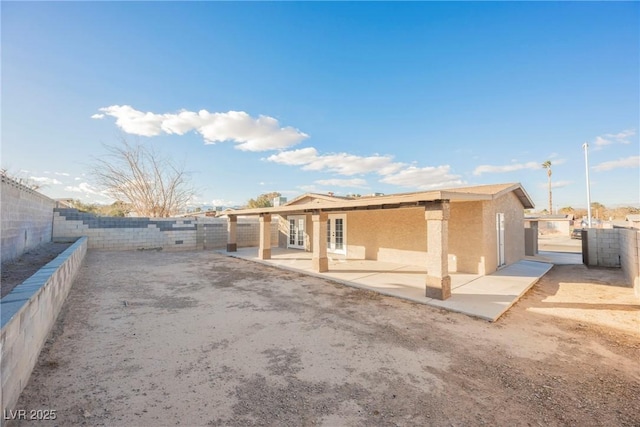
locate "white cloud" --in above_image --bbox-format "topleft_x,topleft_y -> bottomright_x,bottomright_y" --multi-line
380,166 -> 465,190
266,147 -> 403,176
268,147 -> 464,190
315,178 -> 368,188
64,182 -> 102,195
593,156 -> 640,172
211,199 -> 238,207
30,176 -> 62,185
594,136 -> 611,147
265,147 -> 317,165
539,180 -> 573,189
594,129 -> 636,147
54,172 -> 70,176
473,161 -> 540,176
297,184 -> 327,194
93,105 -> 308,151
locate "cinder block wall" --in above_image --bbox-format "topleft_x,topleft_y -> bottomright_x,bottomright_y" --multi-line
1,237 -> 87,413
586,229 -> 621,267
1,176 -> 56,263
585,228 -> 640,297
53,209 -> 279,251
618,229 -> 640,297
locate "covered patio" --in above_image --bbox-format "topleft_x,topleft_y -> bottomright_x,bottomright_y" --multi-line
223,247 -> 552,321
225,183 -> 538,305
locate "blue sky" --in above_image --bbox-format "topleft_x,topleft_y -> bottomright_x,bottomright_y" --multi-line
2,2 -> 639,210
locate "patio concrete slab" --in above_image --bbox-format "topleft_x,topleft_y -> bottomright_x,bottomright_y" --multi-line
528,251 -> 583,265
427,260 -> 553,321
223,247 -> 552,321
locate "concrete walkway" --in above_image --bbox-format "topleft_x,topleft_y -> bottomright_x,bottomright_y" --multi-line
223,248 -> 553,322
528,250 -> 583,265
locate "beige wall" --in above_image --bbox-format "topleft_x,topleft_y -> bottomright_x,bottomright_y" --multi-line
449,201 -> 485,274
480,192 -> 526,274
346,207 -> 428,264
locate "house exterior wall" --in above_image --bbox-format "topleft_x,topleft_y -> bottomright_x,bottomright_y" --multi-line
278,191 -> 526,275
449,201 -> 485,274
345,207 -> 427,265
538,220 -> 572,236
480,191 -> 526,274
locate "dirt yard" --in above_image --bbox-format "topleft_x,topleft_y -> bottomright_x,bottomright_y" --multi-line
12,250 -> 640,426
1,242 -> 71,298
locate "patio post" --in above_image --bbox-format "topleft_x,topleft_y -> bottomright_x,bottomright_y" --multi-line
258,213 -> 272,260
312,212 -> 329,272
425,201 -> 451,300
227,215 -> 237,252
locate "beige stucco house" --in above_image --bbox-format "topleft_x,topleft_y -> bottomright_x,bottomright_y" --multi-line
226,183 -> 534,301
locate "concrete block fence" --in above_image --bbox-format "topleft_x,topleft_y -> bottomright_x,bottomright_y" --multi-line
619,229 -> 640,297
1,237 -> 88,413
1,176 -> 56,263
53,209 -> 280,251
586,229 -> 621,267
584,228 -> 640,297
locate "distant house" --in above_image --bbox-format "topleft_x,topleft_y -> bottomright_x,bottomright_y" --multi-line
625,214 -> 640,229
525,214 -> 574,236
226,182 -> 534,301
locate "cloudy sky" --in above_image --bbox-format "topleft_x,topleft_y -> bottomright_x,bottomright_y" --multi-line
2,2 -> 638,210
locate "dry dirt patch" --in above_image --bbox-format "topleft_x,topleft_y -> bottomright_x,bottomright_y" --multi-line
1,242 -> 71,298
12,250 -> 640,426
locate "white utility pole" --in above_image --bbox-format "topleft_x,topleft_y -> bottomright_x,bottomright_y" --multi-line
582,142 -> 592,228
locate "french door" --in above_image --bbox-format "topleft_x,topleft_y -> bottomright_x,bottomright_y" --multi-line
288,216 -> 306,249
327,214 -> 346,255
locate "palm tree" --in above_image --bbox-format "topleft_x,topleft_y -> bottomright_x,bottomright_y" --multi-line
542,160 -> 552,214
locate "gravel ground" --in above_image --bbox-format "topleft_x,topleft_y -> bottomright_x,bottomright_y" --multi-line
11,250 -> 640,426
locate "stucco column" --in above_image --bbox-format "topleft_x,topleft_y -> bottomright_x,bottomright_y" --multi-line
258,214 -> 271,260
227,215 -> 237,252
312,212 -> 329,272
425,202 -> 451,300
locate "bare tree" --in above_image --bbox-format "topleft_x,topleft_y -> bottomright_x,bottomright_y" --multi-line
0,168 -> 43,190
93,138 -> 195,217
542,160 -> 552,214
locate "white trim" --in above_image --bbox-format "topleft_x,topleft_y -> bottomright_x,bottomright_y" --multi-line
287,215 -> 306,250
328,214 -> 347,255
496,213 -> 505,267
